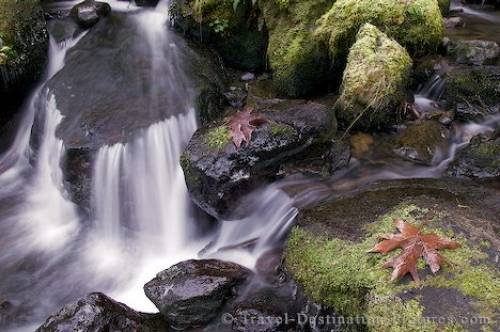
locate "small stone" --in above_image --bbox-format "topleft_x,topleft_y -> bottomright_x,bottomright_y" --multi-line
240,72 -> 256,81
444,17 -> 464,29
224,87 -> 248,109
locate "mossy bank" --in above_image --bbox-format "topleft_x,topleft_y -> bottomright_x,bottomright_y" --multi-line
285,179 -> 499,332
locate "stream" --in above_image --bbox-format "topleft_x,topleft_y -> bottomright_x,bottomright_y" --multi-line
0,0 -> 499,331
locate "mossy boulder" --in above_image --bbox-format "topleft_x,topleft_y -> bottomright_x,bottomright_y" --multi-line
448,136 -> 500,178
169,0 -> 268,72
181,99 -> 336,218
316,0 -> 443,62
285,178 -> 499,332
0,0 -> 48,126
390,121 -> 450,165
442,65 -> 500,121
335,24 -> 412,130
259,0 -> 335,97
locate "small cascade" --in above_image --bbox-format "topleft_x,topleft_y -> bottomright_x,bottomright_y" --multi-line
414,74 -> 445,114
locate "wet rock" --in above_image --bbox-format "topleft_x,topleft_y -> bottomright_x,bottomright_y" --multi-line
0,0 -> 48,127
144,259 -> 252,330
170,0 -> 268,72
286,178 -> 500,331
69,0 -> 111,29
444,17 -> 464,29
224,87 -> 248,109
442,65 -> 500,121
36,292 -> 166,332
447,39 -> 500,65
391,121 -> 450,165
45,12 -> 224,211
135,0 -> 160,7
335,24 -> 412,130
240,72 -> 256,82
0,300 -> 14,327
448,136 -> 500,178
181,100 -> 335,218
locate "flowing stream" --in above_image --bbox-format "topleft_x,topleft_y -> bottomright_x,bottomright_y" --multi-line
0,0 -> 499,330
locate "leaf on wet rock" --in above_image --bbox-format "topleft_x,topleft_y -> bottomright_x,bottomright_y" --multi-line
369,219 -> 460,284
227,107 -> 267,149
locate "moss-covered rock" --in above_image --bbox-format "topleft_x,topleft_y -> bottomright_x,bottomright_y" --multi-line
438,0 -> 451,16
448,136 -> 500,178
285,178 -> 499,332
442,65 -> 500,121
169,0 -> 268,72
0,0 -> 48,126
259,0 -> 334,97
316,0 -> 443,62
390,121 -> 450,165
335,24 -> 412,130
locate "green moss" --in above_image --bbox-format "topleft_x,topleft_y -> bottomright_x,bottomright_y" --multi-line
270,122 -> 294,137
205,125 -> 230,150
446,70 -> 500,106
260,0 -> 335,97
285,203 -> 499,331
438,0 -> 451,15
336,24 -> 412,130
316,0 -> 443,60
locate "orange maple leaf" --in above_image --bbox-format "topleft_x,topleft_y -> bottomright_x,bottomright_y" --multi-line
227,107 -> 267,149
369,219 -> 460,284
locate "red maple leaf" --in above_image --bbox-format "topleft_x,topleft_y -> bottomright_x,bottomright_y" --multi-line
369,219 -> 460,284
227,107 -> 267,149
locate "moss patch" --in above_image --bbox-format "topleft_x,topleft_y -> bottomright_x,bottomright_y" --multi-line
335,24 -> 412,130
286,203 -> 499,331
205,125 -> 230,150
316,0 -> 443,60
260,0 -> 335,97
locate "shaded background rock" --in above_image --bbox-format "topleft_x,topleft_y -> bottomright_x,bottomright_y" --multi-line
69,0 -> 111,29
0,0 -> 48,128
448,135 -> 500,178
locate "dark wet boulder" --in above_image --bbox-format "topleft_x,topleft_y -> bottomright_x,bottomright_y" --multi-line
69,0 -> 111,29
335,24 -> 412,131
447,39 -> 500,66
390,121 -> 450,165
285,178 -> 500,331
0,0 -> 48,127
170,0 -> 268,72
181,100 -> 335,219
44,12 -> 224,211
448,135 -> 500,178
144,259 -> 252,330
36,292 -> 167,332
442,65 -> 500,121
0,299 -> 15,327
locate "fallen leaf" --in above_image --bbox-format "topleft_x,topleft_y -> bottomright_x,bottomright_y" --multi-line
369,219 -> 460,284
227,107 -> 267,149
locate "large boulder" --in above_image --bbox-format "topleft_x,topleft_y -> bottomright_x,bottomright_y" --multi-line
0,0 -> 48,127
285,178 -> 500,331
316,0 -> 443,61
170,0 -> 268,72
144,259 -> 252,330
259,0 -> 334,97
181,99 -> 336,218
448,135 -> 500,178
36,292 -> 167,332
441,65 -> 500,121
335,24 -> 412,130
69,0 -> 111,29
43,12 -> 225,210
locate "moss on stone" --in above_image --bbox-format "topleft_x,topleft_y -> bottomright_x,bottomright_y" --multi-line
259,0 -> 335,97
285,203 -> 499,331
335,24 -> 412,130
438,0 -> 451,15
0,0 -> 40,64
205,125 -> 230,150
316,0 -> 443,60
269,122 -> 294,137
